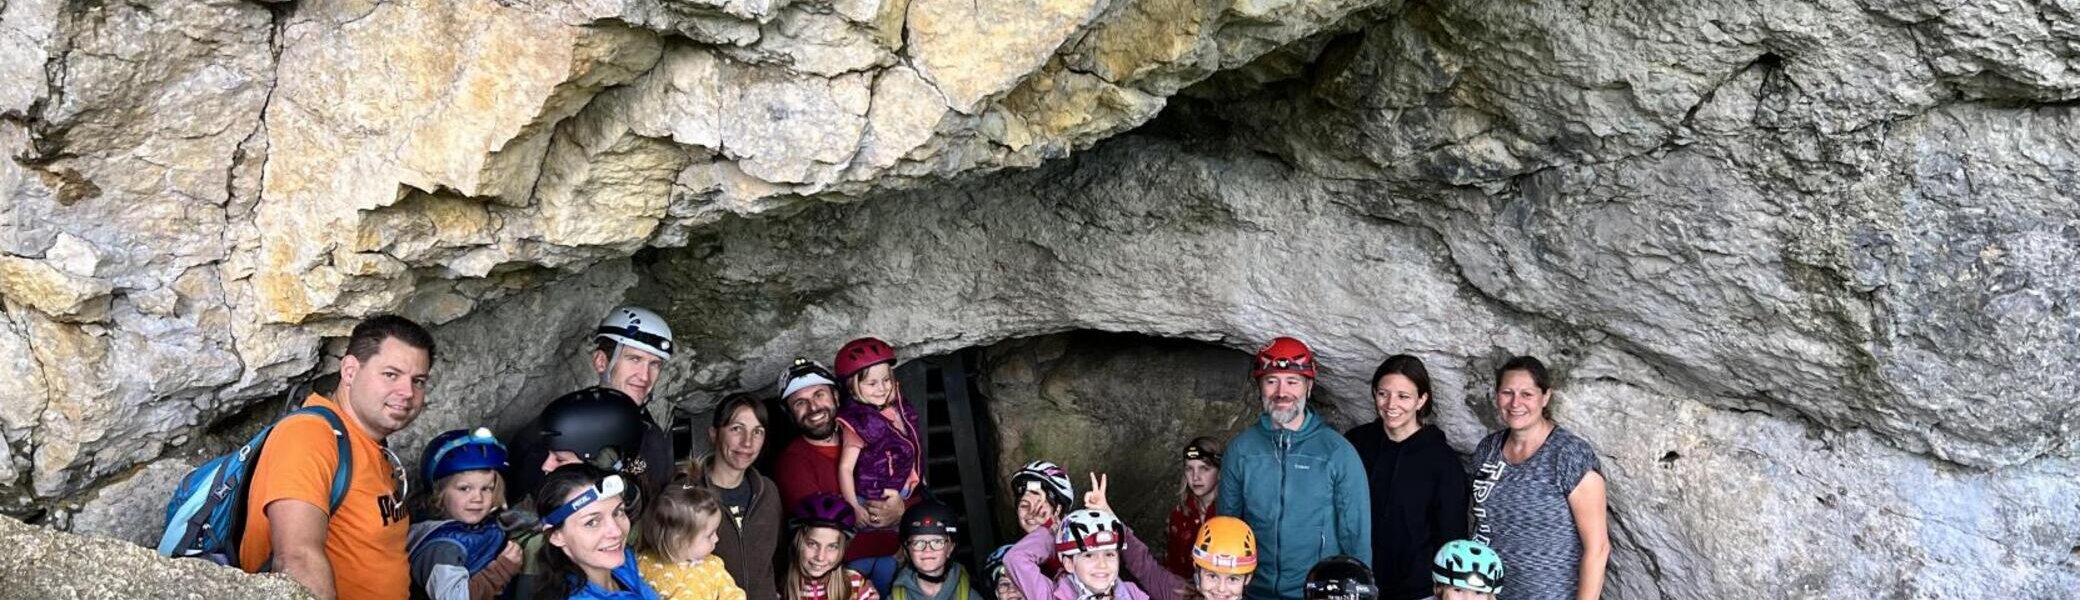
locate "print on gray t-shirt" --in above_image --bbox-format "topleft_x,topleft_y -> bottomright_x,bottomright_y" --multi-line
1469,427 -> 1600,600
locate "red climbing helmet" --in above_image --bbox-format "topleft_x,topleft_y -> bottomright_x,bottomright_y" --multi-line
1252,337 -> 1318,379
834,337 -> 897,380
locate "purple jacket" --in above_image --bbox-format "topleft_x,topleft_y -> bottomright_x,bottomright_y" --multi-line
1005,524 -> 1184,600
836,399 -> 922,499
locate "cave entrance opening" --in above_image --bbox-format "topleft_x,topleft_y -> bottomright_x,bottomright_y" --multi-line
725,331 -> 1264,573
893,348 -> 1003,570
920,331 -> 1261,569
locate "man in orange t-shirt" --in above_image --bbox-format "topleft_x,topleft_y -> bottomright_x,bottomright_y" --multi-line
240,315 -> 436,600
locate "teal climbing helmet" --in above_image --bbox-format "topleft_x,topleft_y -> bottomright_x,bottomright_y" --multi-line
1431,539 -> 1504,594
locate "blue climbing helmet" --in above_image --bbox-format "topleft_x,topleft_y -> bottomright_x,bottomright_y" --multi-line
422,427 -> 508,483
1432,539 -> 1504,594
984,544 -> 1015,585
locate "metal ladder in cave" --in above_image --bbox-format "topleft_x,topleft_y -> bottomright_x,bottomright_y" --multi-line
895,349 -> 1002,571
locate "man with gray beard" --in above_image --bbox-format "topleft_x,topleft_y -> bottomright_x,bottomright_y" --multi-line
1217,337 -> 1372,600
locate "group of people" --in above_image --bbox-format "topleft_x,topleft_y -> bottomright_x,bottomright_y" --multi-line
224,308 -> 1610,600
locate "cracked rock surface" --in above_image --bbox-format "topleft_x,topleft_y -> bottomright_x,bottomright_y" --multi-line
1,0 -> 2077,596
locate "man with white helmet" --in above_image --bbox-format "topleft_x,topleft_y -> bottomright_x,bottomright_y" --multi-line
591,306 -> 676,406
506,306 -> 680,505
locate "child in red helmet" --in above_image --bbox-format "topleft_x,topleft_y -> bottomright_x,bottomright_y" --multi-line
833,337 -> 925,595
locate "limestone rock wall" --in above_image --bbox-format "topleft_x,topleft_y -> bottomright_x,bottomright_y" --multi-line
0,0 -> 1381,512
633,131 -> 2079,597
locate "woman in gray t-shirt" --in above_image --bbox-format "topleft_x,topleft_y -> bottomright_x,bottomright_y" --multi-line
1469,356 -> 1610,600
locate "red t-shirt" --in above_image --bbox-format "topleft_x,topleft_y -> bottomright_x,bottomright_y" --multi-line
773,438 -> 905,559
775,439 -> 843,517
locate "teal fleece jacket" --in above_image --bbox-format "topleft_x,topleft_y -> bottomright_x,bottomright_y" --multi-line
1217,410 -> 1372,600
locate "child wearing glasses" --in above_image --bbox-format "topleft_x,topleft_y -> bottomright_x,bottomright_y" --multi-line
888,501 -> 981,600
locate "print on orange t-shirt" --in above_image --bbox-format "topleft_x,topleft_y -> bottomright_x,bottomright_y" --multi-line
238,393 -> 410,600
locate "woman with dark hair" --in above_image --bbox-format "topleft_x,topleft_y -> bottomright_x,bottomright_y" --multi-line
686,394 -> 784,600
1468,357 -> 1608,600
533,464 -> 660,600
1343,354 -> 1469,600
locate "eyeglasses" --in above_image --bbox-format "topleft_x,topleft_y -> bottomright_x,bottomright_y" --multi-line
906,538 -> 950,551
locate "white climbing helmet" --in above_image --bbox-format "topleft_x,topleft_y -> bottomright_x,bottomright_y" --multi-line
595,306 -> 675,360
1054,509 -> 1125,558
1011,460 -> 1074,510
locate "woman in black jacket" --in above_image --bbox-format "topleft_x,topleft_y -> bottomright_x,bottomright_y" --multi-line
1343,354 -> 1470,600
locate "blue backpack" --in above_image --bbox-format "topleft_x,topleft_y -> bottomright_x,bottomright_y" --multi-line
155,404 -> 354,565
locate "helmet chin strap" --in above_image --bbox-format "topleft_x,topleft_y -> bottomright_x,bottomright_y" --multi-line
917,565 -> 949,583
1068,574 -> 1112,600
599,344 -> 620,388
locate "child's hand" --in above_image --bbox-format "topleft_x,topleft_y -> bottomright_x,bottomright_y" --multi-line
499,541 -> 522,565
1083,473 -> 1110,514
1019,497 -> 1060,535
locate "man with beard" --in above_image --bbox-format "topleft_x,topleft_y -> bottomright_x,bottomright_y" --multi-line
1217,337 -> 1371,600
772,359 -> 909,549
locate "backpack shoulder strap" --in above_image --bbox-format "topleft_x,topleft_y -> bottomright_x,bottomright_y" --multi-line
285,405 -> 355,515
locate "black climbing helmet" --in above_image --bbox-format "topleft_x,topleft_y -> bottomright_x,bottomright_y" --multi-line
1304,556 -> 1379,600
900,500 -> 960,539
537,386 -> 645,466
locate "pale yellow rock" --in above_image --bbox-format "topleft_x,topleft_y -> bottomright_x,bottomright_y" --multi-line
905,0 -> 1108,113
1067,0 -> 1218,88
612,44 -> 725,148
674,159 -> 797,224
535,124 -> 687,248
255,0 -> 657,323
840,0 -> 912,49
400,282 -> 478,325
727,7 -> 894,76
20,311 -> 117,495
0,256 -> 113,321
998,60 -> 1166,148
719,66 -> 873,185
42,233 -> 101,279
0,312 -> 49,439
355,191 -> 499,263
851,66 -> 951,175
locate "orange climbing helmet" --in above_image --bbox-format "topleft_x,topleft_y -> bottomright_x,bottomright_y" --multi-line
1251,337 -> 1317,379
1192,516 -> 1259,575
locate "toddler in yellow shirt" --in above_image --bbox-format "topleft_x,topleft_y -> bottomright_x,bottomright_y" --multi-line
638,482 -> 747,600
